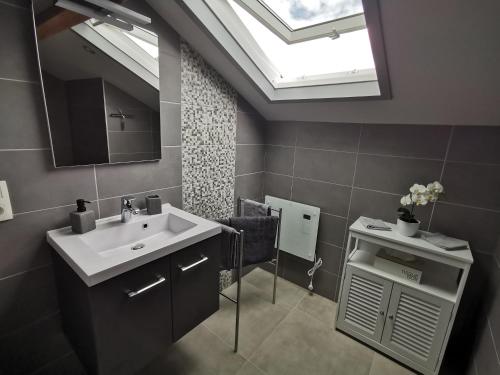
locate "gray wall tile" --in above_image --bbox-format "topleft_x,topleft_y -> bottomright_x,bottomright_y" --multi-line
236,144 -> 265,175
311,269 -> 337,300
473,319 -> 500,375
0,266 -> 58,336
442,162 -> 500,210
96,147 -> 181,198
316,241 -> 342,276
0,314 -> 72,375
0,80 -> 50,149
159,52 -> 181,103
263,172 -> 292,200
157,22 -> 180,57
291,178 -> 350,217
265,121 -> 297,146
355,154 -> 443,195
448,126 -> 500,164
296,122 -> 360,152
488,266 -> 500,360
0,150 -> 96,213
318,213 -> 347,247
348,188 -> 433,228
160,102 -> 181,146
98,186 -> 182,218
294,148 -> 356,185
235,172 -> 263,201
430,203 -> 500,254
0,205 -> 86,279
281,253 -> 337,300
264,145 -> 294,175
359,124 -> 451,159
236,110 -> 264,145
0,4 -> 38,81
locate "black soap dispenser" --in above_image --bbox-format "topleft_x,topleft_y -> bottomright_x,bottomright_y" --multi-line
70,199 -> 96,234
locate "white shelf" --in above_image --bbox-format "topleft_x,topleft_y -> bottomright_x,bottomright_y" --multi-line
347,249 -> 458,303
349,217 -> 473,265
337,216 -> 473,375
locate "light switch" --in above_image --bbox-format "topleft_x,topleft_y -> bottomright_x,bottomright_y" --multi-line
0,181 -> 14,222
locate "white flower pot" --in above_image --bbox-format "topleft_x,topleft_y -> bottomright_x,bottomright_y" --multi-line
396,218 -> 420,237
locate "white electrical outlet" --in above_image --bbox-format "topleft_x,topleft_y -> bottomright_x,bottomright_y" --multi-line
0,181 -> 14,222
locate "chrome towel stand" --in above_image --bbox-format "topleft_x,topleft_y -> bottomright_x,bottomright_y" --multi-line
218,197 -> 282,353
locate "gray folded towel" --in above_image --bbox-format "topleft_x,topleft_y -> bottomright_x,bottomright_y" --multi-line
218,219 -> 239,270
240,199 -> 271,217
229,216 -> 278,267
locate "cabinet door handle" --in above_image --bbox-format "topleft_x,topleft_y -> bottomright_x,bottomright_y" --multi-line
388,315 -> 394,321
379,311 -> 385,316
127,275 -> 166,298
179,255 -> 208,272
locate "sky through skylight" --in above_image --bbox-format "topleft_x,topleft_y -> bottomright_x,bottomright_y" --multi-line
259,0 -> 364,29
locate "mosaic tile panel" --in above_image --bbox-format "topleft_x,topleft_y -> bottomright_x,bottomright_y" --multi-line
180,41 -> 237,222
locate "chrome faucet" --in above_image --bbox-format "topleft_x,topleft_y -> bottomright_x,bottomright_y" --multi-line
121,196 -> 139,223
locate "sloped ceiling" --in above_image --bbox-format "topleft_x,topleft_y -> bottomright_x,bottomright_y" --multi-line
147,0 -> 500,126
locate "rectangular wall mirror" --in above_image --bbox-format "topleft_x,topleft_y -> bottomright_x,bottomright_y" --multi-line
32,0 -> 161,167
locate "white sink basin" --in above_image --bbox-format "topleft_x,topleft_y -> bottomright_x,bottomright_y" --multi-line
47,204 -> 221,286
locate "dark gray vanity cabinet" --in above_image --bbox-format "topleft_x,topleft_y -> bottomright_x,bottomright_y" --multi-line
171,235 -> 220,341
52,234 -> 221,375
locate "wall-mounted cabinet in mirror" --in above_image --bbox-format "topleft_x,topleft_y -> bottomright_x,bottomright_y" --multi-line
32,0 -> 161,167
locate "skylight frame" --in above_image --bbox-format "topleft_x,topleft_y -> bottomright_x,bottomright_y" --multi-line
234,0 -> 366,44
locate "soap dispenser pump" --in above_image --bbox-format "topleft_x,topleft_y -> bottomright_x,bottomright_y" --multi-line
70,199 -> 96,234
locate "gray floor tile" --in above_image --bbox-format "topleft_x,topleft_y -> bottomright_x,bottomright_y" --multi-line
245,268 -> 307,309
296,293 -> 337,326
250,309 -> 374,375
140,324 -> 246,375
203,280 -> 289,359
369,353 -> 416,375
236,361 -> 267,375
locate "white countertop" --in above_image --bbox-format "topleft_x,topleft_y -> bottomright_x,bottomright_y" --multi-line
47,204 -> 221,286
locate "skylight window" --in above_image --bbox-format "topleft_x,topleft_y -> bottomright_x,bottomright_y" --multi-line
184,0 -> 390,100
259,0 -> 364,29
228,0 -> 375,85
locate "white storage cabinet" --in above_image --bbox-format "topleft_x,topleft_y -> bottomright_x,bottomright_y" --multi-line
336,217 -> 473,375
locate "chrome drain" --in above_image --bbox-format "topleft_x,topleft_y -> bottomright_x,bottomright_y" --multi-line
131,243 -> 145,251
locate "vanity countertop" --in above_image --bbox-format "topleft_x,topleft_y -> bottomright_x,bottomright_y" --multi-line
47,204 -> 221,286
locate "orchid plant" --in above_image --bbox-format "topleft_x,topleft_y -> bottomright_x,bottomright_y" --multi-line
398,181 -> 444,223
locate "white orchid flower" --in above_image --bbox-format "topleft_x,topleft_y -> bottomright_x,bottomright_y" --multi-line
400,194 -> 412,206
427,181 -> 444,194
409,184 -> 427,194
412,192 -> 429,206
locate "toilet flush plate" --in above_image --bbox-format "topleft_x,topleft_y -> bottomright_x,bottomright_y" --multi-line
0,181 -> 14,222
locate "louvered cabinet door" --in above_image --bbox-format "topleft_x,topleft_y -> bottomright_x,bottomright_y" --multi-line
381,285 -> 453,371
337,266 -> 393,342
